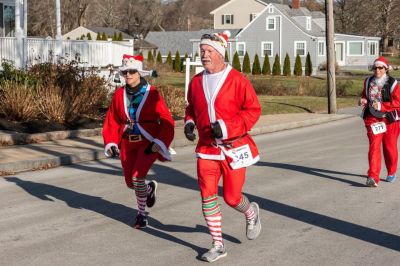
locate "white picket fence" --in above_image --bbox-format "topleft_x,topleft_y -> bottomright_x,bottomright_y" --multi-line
0,37 -> 133,67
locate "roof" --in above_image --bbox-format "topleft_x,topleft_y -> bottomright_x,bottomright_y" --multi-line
258,0 -> 290,4
85,26 -> 134,39
210,0 -> 290,14
273,4 -> 326,37
145,29 -> 241,56
134,39 -> 158,49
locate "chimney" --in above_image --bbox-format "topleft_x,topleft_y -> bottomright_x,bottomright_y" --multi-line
291,0 -> 300,9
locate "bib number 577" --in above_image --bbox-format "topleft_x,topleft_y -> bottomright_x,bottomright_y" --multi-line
371,122 -> 387,135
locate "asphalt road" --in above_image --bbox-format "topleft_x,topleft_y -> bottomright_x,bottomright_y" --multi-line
1,117 -> 400,265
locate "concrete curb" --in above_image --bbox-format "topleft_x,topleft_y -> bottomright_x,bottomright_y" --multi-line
250,114 -> 354,135
0,151 -> 107,176
0,128 -> 103,146
0,114 -> 355,175
0,120 -> 185,146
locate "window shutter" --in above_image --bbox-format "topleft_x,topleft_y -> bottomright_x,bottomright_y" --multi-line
222,15 -> 224,25
250,14 -> 252,22
232,15 -> 234,24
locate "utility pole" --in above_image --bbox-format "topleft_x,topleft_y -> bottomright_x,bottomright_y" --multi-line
325,0 -> 336,113
55,0 -> 62,61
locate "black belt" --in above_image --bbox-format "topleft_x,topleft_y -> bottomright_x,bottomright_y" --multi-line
215,133 -> 248,148
122,133 -> 143,142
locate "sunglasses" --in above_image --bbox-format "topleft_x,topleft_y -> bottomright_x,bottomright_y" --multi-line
373,66 -> 386,70
201,33 -> 221,42
121,69 -> 138,75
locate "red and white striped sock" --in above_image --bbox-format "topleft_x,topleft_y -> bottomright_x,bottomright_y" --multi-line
235,195 -> 255,221
132,177 -> 147,215
202,195 -> 223,246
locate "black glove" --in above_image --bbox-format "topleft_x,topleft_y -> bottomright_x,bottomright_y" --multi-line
151,70 -> 158,78
110,146 -> 120,157
144,142 -> 155,154
184,122 -> 196,141
387,110 -> 399,123
211,122 -> 223,139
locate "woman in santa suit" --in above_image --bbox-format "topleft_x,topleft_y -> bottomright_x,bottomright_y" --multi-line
102,54 -> 174,228
359,56 -> 400,187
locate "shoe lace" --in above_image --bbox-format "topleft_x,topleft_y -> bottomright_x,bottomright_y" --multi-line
211,242 -> 224,252
247,217 -> 256,229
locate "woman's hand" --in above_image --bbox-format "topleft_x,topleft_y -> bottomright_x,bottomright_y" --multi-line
144,142 -> 161,154
358,98 -> 367,106
151,143 -> 161,153
372,101 -> 380,110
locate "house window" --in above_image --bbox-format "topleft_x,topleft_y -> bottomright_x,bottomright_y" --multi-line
368,41 -> 378,56
250,13 -> 258,22
4,5 -> 15,37
266,17 -> 276,30
268,6 -> 274,13
261,42 -> 273,57
306,17 -> 311,30
222,14 -> 234,25
348,41 -> 364,56
318,41 -> 325,56
237,42 -> 246,57
294,41 -> 307,56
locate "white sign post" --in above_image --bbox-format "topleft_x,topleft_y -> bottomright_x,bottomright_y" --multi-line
184,57 -> 203,103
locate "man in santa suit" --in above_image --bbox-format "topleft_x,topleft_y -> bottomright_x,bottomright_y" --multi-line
184,31 -> 262,262
102,54 -> 174,228
359,56 -> 400,187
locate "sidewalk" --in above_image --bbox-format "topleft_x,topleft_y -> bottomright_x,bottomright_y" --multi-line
0,112 -> 356,175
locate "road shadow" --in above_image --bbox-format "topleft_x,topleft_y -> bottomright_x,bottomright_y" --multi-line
264,101 -> 313,113
151,163 -> 400,252
245,192 -> 400,251
4,176 -> 240,258
256,161 -> 366,187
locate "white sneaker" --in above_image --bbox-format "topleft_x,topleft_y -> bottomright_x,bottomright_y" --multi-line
200,242 -> 227,262
246,202 -> 261,240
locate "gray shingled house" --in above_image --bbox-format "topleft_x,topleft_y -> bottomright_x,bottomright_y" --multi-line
204,0 -> 381,72
146,0 -> 380,72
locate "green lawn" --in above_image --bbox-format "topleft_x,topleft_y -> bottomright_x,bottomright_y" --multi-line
387,56 -> 400,66
153,71 -> 362,115
258,95 -> 358,115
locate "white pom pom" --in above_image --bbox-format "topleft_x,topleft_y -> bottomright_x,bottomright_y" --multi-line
223,30 -> 231,38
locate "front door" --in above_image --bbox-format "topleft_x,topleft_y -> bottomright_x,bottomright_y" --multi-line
334,42 -> 345,66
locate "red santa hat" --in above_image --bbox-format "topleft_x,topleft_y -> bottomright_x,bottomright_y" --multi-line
374,56 -> 389,69
119,54 -> 151,76
200,30 -> 231,57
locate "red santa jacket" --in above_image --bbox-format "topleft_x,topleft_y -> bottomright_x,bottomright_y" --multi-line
185,65 -> 261,166
102,84 -> 174,161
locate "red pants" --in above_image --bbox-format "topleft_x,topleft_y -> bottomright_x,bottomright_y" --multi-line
120,138 -> 158,187
197,158 -> 246,207
365,119 -> 400,182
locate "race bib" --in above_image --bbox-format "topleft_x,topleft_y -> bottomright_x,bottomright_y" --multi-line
224,144 -> 254,169
371,122 -> 387,135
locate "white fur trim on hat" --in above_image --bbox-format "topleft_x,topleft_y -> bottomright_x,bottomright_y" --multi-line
119,54 -> 150,76
200,30 -> 231,57
374,56 -> 389,68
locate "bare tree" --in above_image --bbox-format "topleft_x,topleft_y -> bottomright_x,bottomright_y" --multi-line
119,0 -> 164,37
94,0 -> 123,28
375,0 -> 400,51
303,0 -> 324,12
62,0 -> 91,31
